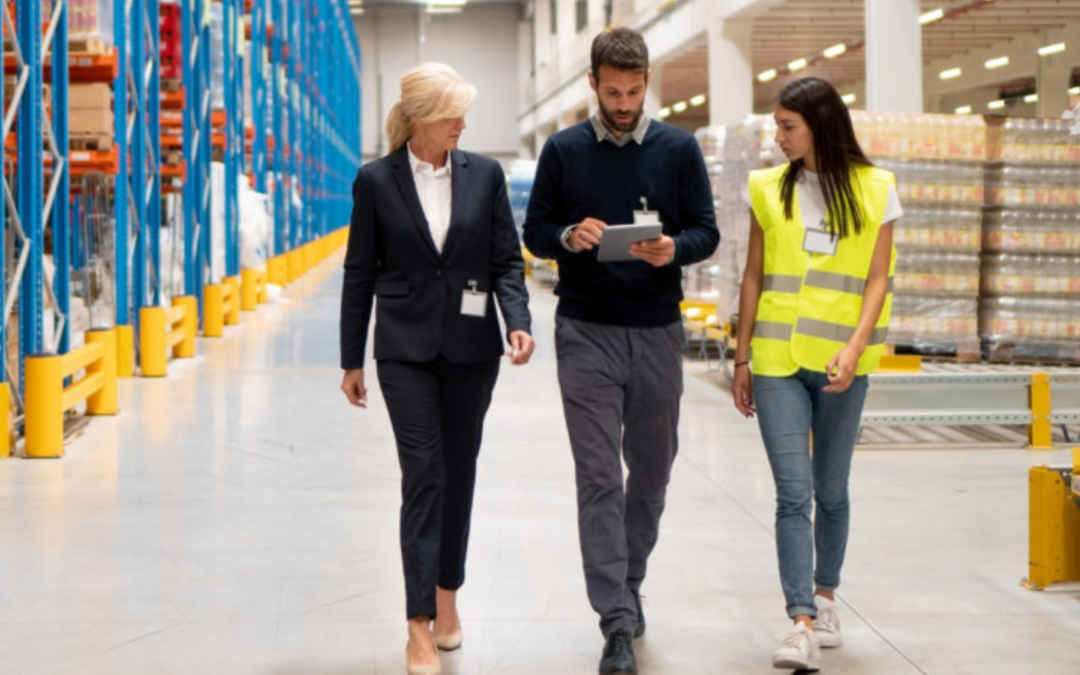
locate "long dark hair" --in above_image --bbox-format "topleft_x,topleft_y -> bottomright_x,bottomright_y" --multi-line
777,77 -> 872,239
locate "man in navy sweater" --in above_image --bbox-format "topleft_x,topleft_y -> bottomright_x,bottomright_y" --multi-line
523,26 -> 719,675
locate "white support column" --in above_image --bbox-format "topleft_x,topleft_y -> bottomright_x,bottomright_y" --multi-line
865,0 -> 922,112
1036,25 -> 1079,118
708,16 -> 753,125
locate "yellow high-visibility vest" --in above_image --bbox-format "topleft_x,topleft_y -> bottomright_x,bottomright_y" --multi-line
748,163 -> 896,377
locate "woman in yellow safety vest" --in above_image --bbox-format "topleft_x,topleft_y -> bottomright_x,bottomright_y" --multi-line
732,77 -> 902,672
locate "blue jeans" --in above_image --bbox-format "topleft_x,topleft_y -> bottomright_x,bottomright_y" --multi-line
753,369 -> 868,619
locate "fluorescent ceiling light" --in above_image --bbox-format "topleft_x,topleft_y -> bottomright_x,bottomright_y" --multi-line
987,99 -> 1005,110
984,56 -> 1009,69
1070,86 -> 1080,96
841,93 -> 856,105
658,107 -> 671,119
1038,42 -> 1065,56
672,100 -> 688,113
757,69 -> 777,83
788,58 -> 808,71
1024,93 -> 1038,103
426,5 -> 463,13
823,43 -> 846,59
689,94 -> 706,107
939,67 -> 962,80
954,105 -> 972,114
920,8 -> 944,24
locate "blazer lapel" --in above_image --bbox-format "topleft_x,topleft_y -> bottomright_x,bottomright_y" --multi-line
389,144 -> 440,260
441,150 -> 469,256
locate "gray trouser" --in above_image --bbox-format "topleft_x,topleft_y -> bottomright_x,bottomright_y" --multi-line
555,315 -> 684,637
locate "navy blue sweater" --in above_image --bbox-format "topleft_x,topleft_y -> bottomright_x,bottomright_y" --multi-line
523,119 -> 719,326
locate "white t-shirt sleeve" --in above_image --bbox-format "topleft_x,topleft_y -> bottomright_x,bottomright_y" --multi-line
881,182 -> 903,225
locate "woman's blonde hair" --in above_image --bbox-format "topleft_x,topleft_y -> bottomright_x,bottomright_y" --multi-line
385,63 -> 477,154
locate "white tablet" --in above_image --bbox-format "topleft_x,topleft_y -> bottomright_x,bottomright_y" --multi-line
596,223 -> 663,262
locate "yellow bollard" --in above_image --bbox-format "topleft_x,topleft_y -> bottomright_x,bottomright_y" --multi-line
257,269 -> 269,304
224,276 -> 241,325
139,307 -> 168,377
85,329 -> 118,415
268,256 -> 285,287
25,353 -> 65,458
204,284 -> 225,337
1029,373 -> 1053,449
240,269 -> 259,311
0,382 -> 9,458
173,296 -> 198,357
116,324 -> 134,378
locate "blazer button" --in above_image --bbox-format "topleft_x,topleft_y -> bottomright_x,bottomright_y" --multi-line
437,269 -> 444,277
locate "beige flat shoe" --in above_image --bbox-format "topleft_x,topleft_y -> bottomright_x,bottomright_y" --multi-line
405,643 -> 441,675
434,631 -> 463,651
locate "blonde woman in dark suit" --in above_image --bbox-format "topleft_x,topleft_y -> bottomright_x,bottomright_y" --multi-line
340,63 -> 534,675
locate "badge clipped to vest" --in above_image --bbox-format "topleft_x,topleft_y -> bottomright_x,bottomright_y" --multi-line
633,196 -> 661,225
803,218 -> 838,256
460,279 -> 488,318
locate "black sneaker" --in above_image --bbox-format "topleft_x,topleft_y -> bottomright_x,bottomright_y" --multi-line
632,590 -> 645,638
598,629 -> 637,674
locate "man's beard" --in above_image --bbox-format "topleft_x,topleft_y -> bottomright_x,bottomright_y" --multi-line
599,101 -> 643,134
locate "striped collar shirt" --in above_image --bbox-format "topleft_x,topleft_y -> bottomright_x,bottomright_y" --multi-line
589,113 -> 651,147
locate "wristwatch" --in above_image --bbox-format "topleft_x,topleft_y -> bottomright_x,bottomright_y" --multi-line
559,224 -> 579,251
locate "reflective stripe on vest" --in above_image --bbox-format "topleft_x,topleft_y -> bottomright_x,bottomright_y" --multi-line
753,321 -> 793,341
762,274 -> 802,293
794,317 -> 889,345
803,270 -> 894,295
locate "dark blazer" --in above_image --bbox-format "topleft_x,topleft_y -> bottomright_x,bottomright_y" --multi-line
340,145 -> 531,369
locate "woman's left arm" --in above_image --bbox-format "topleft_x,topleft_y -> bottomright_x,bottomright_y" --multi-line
488,164 -> 534,364
823,221 -> 894,392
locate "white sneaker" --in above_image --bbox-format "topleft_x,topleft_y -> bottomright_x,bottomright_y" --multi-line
772,622 -> 821,671
813,595 -> 843,648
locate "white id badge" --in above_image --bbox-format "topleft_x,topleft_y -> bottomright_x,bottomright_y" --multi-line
633,196 -> 660,225
461,281 -> 488,318
803,224 -> 838,256
633,209 -> 660,225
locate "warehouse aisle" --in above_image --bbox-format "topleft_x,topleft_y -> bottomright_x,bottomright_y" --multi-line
1,252 -> 1078,674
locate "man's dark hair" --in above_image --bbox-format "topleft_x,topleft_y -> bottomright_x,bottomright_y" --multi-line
590,27 -> 649,81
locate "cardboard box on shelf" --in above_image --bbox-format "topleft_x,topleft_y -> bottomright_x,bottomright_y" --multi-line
69,107 -> 114,135
69,83 -> 112,110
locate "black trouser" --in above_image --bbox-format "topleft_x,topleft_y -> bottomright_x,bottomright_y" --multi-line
377,355 -> 501,620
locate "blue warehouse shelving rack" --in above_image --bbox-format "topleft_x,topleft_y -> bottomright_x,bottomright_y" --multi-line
2,0 -> 360,457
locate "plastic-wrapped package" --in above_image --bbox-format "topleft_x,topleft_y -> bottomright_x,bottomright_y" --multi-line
68,0 -> 115,46
239,176 -> 272,270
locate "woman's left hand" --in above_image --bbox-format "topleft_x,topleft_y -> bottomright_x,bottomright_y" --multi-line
507,330 -> 535,365
822,345 -> 862,393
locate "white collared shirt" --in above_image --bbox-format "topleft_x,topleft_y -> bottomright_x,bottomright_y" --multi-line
407,143 -> 453,252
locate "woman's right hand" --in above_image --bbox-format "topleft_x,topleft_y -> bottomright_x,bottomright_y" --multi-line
341,368 -> 368,408
732,364 -> 755,418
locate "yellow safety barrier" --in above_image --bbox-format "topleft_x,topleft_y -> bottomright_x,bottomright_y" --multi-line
240,268 -> 267,311
1026,448 -> 1080,590
878,354 -> 923,373
287,249 -> 302,283
203,277 -> 240,337
0,382 -> 9,458
1029,373 -> 1053,449
25,328 -> 118,458
139,296 -> 198,377
267,255 -> 287,287
116,324 -> 135,378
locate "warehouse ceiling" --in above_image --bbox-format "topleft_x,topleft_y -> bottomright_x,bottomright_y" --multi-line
658,0 -> 1080,128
